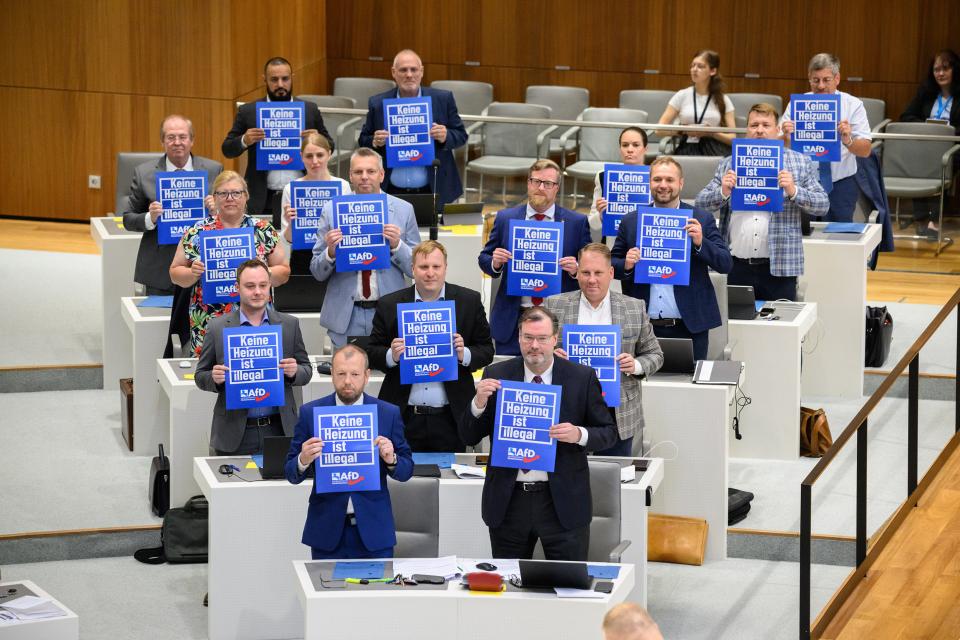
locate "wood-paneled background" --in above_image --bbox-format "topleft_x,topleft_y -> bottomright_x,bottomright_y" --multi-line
2,0 -> 957,221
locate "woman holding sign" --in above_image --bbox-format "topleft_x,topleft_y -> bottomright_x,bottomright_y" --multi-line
170,171 -> 290,355
658,50 -> 736,156
589,126 -> 648,233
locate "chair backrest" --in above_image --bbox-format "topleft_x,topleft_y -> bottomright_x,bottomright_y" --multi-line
430,80 -> 494,117
860,98 -> 886,131
332,77 -> 396,109
729,93 -> 783,128
577,108 -> 649,163
388,475 -> 439,558
618,90 -> 673,143
116,152 -> 163,213
482,102 -> 553,158
300,94 -> 360,151
588,460 -> 623,563
676,156 -> 723,202
707,270 -> 729,360
525,85 -> 590,140
882,122 -> 957,181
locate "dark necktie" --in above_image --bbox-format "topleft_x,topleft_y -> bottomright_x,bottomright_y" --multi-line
361,270 -> 372,299
530,214 -> 546,306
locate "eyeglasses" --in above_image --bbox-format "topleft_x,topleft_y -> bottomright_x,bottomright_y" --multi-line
214,190 -> 246,200
519,333 -> 554,345
163,134 -> 190,143
933,66 -> 952,73
528,178 -> 559,189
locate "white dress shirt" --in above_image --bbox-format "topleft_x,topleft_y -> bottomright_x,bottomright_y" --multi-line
577,291 -> 642,375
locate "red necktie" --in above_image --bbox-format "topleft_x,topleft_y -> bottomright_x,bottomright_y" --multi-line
361,270 -> 371,299
531,214 -> 546,306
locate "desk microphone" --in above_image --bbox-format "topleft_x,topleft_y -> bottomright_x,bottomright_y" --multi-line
430,158 -> 441,241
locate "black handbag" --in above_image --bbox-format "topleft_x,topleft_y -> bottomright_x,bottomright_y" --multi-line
865,306 -> 893,367
728,487 -> 755,525
134,495 -> 209,565
149,444 -> 170,517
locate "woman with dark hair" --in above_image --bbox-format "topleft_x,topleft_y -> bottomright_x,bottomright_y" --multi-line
900,49 -> 960,236
589,126 -> 649,233
658,50 -> 736,156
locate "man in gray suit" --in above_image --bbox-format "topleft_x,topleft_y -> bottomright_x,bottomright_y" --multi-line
310,147 -> 421,347
195,259 -> 313,455
544,243 -> 663,456
122,114 -> 222,295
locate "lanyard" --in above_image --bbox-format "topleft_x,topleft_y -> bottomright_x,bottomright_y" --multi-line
691,87 -> 711,125
935,95 -> 953,120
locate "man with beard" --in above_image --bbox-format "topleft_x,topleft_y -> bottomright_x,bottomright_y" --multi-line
222,56 -> 334,224
612,156 -> 732,361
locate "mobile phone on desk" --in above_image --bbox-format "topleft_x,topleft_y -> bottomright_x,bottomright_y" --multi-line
474,454 -> 489,466
594,581 -> 614,594
634,459 -> 649,473
411,574 -> 445,585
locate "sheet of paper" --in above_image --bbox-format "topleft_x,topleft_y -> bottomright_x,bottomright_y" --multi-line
451,463 -> 486,479
620,465 -> 636,483
0,595 -> 66,619
331,561 -> 385,580
554,587 -> 605,599
698,361 -> 714,382
137,295 -> 174,308
393,555 -> 461,579
412,452 -> 455,469
587,565 -> 621,579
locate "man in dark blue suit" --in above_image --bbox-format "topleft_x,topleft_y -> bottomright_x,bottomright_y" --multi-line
285,344 -> 413,560
479,159 -> 593,355
612,156 -> 732,361
358,49 -> 468,210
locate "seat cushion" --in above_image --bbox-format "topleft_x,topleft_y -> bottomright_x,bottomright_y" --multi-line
466,156 -> 536,177
565,161 -> 606,182
883,177 -> 943,198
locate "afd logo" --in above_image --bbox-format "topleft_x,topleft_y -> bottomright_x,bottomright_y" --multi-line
647,265 -> 676,280
743,193 -> 771,206
520,277 -> 548,292
349,251 -> 377,266
414,362 -> 445,377
215,284 -> 240,297
239,387 -> 270,403
506,447 -> 540,464
268,153 -> 295,166
397,149 -> 423,162
331,471 -> 365,486
809,145 -> 829,157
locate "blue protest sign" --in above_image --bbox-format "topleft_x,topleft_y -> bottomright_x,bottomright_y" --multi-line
200,227 -> 255,303
563,325 -> 621,407
333,194 -> 391,272
506,219 -> 563,298
291,181 -> 343,250
398,301 -> 458,385
790,94 -> 841,162
383,96 -> 435,168
255,101 -> 305,171
602,164 -> 651,236
313,404 -> 380,493
491,380 -> 561,473
224,324 -> 284,410
633,207 -> 691,286
731,139 -> 783,212
155,171 -> 207,245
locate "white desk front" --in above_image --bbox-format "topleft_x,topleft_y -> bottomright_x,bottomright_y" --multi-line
0,580 -> 79,640
432,227 -> 484,295
91,216 -> 140,390
294,558 -> 634,640
121,297 -> 170,456
800,222 -> 882,399
728,302 -> 817,460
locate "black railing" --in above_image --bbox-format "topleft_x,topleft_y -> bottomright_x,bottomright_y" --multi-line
799,287 -> 960,639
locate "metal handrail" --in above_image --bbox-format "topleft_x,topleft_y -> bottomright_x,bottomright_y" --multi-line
799,287 -> 960,639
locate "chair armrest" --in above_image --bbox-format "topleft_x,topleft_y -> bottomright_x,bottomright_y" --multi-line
466,121 -> 484,135
335,116 -> 363,138
867,210 -> 879,224
942,144 -> 960,167
871,118 -> 891,134
659,137 -> 675,154
722,343 -> 733,361
870,140 -> 883,153
608,539 -> 632,564
558,126 -> 581,171
537,125 -> 559,158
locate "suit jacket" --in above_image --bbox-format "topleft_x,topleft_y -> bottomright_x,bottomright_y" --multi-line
221,97 -> 333,215
611,203 -> 732,334
900,87 -> 960,133
458,356 -> 617,530
308,193 -> 421,335
367,283 -> 494,423
121,155 -> 222,291
284,393 -> 414,552
543,291 -> 663,441
695,148 -> 829,277
478,205 -> 592,353
195,309 -> 313,452
359,86 -> 468,206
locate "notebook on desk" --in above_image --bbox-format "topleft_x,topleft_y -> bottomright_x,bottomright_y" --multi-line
258,436 -> 292,480
727,285 -> 759,320
657,337 -> 696,375
693,360 -> 743,385
518,560 -> 591,590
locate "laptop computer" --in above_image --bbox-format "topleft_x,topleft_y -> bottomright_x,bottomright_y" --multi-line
518,560 -> 591,590
442,202 -> 484,226
259,436 -> 293,480
272,275 -> 327,313
727,285 -> 759,320
657,337 -> 696,374
395,193 -> 438,227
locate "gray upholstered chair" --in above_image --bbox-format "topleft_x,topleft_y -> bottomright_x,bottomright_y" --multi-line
299,94 -> 363,177
388,475 -> 440,558
332,77 -> 396,111
675,155 -> 723,205
707,271 -> 731,360
430,80 -> 495,185
860,97 -> 890,133
115,152 -> 163,214
588,460 -> 631,563
729,93 -> 783,128
525,85 -> 590,155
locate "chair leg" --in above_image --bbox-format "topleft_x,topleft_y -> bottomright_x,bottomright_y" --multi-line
502,177 -> 507,206
478,174 -> 484,204
894,198 -> 900,227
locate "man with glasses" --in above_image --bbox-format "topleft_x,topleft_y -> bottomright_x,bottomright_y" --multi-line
222,56 -> 334,225
359,49 -> 468,211
479,159 -> 592,355
122,114 -> 222,295
459,306 -> 617,561
780,53 -> 872,222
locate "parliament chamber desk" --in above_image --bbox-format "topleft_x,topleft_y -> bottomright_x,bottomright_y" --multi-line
728,302 -> 817,460
121,296 -> 170,456
195,455 -> 660,640
90,216 -> 139,390
434,225 -> 484,294
0,580 -> 79,640
799,222 -> 882,399
294,559 -> 634,640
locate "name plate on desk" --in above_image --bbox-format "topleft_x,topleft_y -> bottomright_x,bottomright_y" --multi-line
224,325 -> 284,410
313,405 -> 380,493
491,380 -> 560,472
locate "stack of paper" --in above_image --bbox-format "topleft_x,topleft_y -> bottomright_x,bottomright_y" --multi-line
451,463 -> 486,479
393,556 -> 461,579
0,595 -> 67,620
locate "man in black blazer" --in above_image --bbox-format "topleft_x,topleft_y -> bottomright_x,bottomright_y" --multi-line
368,240 -> 494,452
221,56 -> 334,223
122,114 -> 222,295
459,306 -> 617,561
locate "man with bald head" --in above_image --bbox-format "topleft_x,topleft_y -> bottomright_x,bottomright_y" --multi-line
602,603 -> 664,640
359,49 -> 468,210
